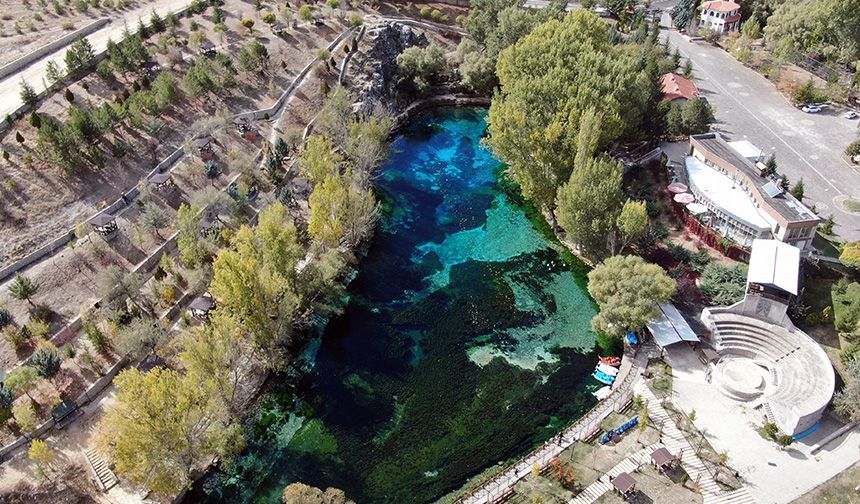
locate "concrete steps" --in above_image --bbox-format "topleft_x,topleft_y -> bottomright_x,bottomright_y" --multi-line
84,448 -> 118,491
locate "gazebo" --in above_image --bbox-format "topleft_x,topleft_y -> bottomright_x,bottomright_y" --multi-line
199,41 -> 216,57
233,115 -> 252,134
193,136 -> 214,154
199,213 -> 222,237
89,212 -> 118,237
271,22 -> 288,36
188,295 -> 216,319
149,172 -> 175,194
611,472 -> 637,500
51,399 -> 79,428
650,447 -> 677,473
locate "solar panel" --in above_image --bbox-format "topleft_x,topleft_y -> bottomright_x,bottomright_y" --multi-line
762,180 -> 783,197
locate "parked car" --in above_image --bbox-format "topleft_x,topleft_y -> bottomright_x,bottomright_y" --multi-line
802,104 -> 822,113
844,110 -> 858,120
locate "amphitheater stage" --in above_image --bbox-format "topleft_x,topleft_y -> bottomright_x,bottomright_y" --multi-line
663,344 -> 860,504
713,358 -> 768,401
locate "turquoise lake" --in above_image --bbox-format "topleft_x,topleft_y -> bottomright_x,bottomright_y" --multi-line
194,107 -> 600,503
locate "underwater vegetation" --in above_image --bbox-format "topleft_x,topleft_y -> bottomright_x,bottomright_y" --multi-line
193,108 -> 601,504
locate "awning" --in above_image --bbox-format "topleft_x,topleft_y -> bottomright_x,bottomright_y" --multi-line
686,202 -> 708,215
667,182 -> 688,194
646,302 -> 700,347
612,472 -> 637,494
673,193 -> 695,204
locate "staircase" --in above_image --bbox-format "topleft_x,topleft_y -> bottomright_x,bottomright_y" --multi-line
84,448 -> 118,491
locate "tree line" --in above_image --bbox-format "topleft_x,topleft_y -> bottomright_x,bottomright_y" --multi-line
93,87 -> 393,498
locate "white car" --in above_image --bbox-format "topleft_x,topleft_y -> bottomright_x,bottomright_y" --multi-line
844,111 -> 859,120
802,104 -> 822,113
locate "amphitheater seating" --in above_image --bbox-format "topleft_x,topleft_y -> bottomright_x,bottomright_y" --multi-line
704,309 -> 835,436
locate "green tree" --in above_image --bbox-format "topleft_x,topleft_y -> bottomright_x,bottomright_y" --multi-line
0,383 -> 12,410
299,4 -> 313,22
179,311 -> 253,418
587,255 -> 676,338
699,262 -> 748,305
8,274 -> 39,306
740,14 -> 762,39
5,366 -> 39,402
682,59 -> 694,79
282,483 -> 356,504
680,97 -> 713,134
95,367 -> 243,497
140,202 -> 170,240
210,203 -> 302,362
833,359 -> 860,422
396,44 -> 447,93
65,36 -> 95,75
557,154 -> 623,260
98,266 -> 143,311
790,178 -> 805,200
45,60 -> 63,84
671,0 -> 699,31
32,342 -> 61,379
459,52 -> 496,94
20,79 -> 38,106
28,439 -> 54,469
13,402 -> 38,432
177,203 -> 208,266
765,0 -> 860,65
300,135 -> 343,185
616,199 -> 649,254
487,10 -> 651,223
839,241 -> 860,270
237,41 -> 269,72
763,153 -> 778,177
116,317 -> 170,361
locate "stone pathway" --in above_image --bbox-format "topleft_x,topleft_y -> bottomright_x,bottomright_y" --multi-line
568,442 -> 665,504
636,384 -> 757,504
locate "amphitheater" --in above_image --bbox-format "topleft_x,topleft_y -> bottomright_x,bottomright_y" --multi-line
700,240 -> 835,437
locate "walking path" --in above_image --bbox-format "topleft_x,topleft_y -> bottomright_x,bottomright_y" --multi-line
568,442 -> 666,504
635,383 -> 757,504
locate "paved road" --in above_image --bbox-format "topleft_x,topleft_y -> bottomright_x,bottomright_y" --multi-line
660,13 -> 860,242
0,0 -> 190,118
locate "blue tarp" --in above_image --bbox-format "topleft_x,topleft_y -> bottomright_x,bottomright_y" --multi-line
592,370 -> 616,385
792,423 -> 820,441
626,331 -> 640,345
601,416 -> 639,444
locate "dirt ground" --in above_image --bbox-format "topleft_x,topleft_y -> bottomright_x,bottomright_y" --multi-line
0,0 -> 156,67
0,0 -> 350,266
794,460 -> 860,504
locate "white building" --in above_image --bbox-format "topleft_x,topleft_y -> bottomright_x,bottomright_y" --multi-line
699,0 -> 742,33
701,240 -> 834,437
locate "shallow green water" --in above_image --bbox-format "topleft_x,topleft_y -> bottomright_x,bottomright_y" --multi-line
195,108 -> 600,504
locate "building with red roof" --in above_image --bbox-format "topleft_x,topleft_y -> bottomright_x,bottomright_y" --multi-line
699,0 -> 741,33
660,72 -> 700,102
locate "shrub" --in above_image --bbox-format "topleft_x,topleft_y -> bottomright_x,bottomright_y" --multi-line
27,319 -> 49,340
3,326 -> 29,351
700,263 -> 748,306
846,138 -> 860,159
84,319 -> 109,354
31,343 -> 61,379
430,9 -> 443,22
299,5 -> 313,22
348,13 -> 362,27
419,6 -> 431,17
793,78 -> 827,105
241,18 -> 255,29
203,160 -> 220,178
0,307 -> 12,330
262,12 -> 276,23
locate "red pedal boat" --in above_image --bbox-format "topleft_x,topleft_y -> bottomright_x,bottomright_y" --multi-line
599,356 -> 621,367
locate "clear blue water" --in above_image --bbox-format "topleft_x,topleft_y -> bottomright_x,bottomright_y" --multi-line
195,108 -> 599,504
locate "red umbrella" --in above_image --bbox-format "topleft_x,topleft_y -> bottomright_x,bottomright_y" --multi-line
673,193 -> 695,204
667,182 -> 688,194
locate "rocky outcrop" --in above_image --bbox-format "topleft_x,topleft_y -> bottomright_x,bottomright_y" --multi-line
351,21 -> 428,112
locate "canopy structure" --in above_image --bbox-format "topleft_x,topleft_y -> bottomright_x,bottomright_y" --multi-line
651,447 -> 676,471
612,472 -> 637,496
646,302 -> 700,348
686,202 -> 708,215
89,212 -> 118,236
747,239 -> 799,296
667,182 -> 688,194
673,193 -> 695,204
